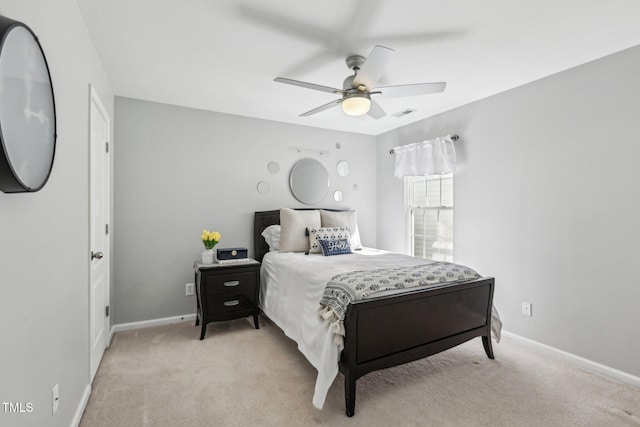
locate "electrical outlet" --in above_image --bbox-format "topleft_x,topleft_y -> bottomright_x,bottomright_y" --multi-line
521,302 -> 532,317
52,384 -> 59,415
185,283 -> 195,296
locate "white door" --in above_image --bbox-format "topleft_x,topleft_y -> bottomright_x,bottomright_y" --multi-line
89,85 -> 111,381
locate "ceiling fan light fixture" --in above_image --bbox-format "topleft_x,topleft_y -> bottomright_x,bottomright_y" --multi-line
342,92 -> 370,116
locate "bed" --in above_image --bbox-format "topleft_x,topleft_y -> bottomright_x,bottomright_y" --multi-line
254,209 -> 499,417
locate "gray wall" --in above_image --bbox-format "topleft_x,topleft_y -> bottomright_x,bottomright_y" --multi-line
113,97 -> 377,324
1,4 -> 634,425
0,1 -> 114,426
377,45 -> 640,377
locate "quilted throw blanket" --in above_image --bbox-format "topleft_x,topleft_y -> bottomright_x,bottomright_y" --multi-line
318,262 -> 482,346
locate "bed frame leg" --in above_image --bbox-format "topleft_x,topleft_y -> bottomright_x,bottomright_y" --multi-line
482,335 -> 494,359
344,371 -> 356,417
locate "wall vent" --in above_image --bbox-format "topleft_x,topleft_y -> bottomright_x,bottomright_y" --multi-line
392,108 -> 416,118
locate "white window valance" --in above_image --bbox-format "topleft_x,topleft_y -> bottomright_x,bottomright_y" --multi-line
392,135 -> 457,178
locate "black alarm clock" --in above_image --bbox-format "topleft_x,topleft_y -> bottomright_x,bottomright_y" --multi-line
217,247 -> 248,261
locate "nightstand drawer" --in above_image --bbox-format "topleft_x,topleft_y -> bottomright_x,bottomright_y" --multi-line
204,292 -> 255,316
194,259 -> 260,340
203,271 -> 256,296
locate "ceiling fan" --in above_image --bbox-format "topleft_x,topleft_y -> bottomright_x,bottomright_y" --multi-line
274,45 -> 446,119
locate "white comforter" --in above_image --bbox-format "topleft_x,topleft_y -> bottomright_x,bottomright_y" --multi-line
259,248 -> 502,409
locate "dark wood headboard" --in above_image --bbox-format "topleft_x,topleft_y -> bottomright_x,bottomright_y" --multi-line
253,210 -> 281,263
253,208 -> 347,263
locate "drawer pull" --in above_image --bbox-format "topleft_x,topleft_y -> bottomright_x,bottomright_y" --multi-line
224,300 -> 240,307
223,280 -> 240,287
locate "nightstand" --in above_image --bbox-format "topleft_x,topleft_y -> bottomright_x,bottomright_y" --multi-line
193,259 -> 260,340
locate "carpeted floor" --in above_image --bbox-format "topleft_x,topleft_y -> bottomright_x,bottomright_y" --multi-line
79,317 -> 640,427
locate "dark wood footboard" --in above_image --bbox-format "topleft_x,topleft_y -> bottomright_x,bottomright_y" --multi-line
339,277 -> 495,417
253,210 -> 495,417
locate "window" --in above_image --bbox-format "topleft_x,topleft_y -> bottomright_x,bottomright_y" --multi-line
406,174 -> 453,261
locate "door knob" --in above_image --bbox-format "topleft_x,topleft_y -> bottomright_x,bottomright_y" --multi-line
91,251 -> 104,260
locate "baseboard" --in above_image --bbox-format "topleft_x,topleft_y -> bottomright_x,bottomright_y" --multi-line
110,313 -> 197,338
70,384 -> 91,427
502,330 -> 640,389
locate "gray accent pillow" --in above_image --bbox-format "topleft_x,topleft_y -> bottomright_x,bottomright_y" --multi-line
319,210 -> 362,249
279,208 -> 320,252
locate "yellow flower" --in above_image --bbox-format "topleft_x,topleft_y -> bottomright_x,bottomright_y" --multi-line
201,228 -> 221,249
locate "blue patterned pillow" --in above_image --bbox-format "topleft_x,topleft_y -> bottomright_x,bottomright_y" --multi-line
318,238 -> 352,256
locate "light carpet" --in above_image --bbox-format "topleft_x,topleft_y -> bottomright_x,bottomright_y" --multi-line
80,318 -> 640,427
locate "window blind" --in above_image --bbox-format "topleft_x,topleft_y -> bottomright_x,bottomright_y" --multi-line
407,174 -> 453,261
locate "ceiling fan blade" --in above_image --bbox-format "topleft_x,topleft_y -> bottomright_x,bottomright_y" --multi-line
273,77 -> 344,93
342,0 -> 384,42
367,99 -> 386,119
274,77 -> 344,95
375,82 -> 447,99
279,50 -> 343,80
300,99 -> 343,117
238,5 -> 330,46
352,45 -> 395,91
361,30 -> 466,46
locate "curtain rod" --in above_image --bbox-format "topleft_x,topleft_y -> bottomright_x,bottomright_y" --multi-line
389,134 -> 459,155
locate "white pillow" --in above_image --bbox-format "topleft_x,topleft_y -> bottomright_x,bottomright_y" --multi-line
308,227 -> 351,253
261,224 -> 281,251
319,210 -> 362,249
279,208 -> 321,252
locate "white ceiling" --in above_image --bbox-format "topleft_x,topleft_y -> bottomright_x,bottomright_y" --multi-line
77,0 -> 640,136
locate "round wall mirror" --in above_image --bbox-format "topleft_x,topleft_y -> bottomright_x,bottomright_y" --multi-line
336,160 -> 350,177
289,158 -> 329,205
257,181 -> 270,194
267,161 -> 280,174
0,16 -> 56,193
